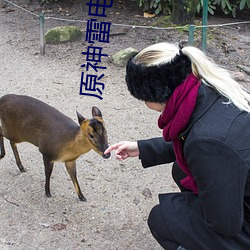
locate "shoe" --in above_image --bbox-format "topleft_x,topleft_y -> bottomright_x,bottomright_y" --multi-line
176,246 -> 187,250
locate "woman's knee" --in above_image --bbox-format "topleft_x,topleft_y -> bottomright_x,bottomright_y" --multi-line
148,205 -> 179,249
148,204 -> 161,233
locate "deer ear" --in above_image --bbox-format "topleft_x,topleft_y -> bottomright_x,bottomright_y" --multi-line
76,111 -> 85,125
92,106 -> 102,118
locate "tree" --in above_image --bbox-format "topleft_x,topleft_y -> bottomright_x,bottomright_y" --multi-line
171,0 -> 199,25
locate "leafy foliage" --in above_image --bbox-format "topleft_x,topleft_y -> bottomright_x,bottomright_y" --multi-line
239,0 -> 250,9
208,0 -> 250,17
135,0 -> 250,17
136,0 -> 172,15
197,0 -> 216,15
213,0 -> 238,17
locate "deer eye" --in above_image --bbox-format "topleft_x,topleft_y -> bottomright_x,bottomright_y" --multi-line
89,133 -> 94,139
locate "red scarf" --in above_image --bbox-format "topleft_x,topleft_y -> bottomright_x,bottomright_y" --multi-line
158,73 -> 201,194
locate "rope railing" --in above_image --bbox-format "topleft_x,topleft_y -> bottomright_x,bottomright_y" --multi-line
3,0 -> 250,54
4,0 -> 39,17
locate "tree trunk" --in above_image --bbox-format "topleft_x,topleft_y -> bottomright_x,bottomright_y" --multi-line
171,0 -> 198,25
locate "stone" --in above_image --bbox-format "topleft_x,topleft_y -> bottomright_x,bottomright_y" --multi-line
111,47 -> 138,67
142,187 -> 152,198
45,26 -> 82,44
231,71 -> 247,82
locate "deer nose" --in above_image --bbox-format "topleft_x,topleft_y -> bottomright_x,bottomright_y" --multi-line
103,152 -> 111,159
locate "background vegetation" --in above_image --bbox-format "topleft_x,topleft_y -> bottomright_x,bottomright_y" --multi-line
136,0 -> 250,17
38,0 -> 250,19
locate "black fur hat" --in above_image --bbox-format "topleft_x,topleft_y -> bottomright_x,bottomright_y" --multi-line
125,52 -> 192,103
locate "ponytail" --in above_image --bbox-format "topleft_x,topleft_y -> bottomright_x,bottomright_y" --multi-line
182,46 -> 250,112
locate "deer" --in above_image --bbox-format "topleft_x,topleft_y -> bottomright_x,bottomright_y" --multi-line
0,94 -> 111,201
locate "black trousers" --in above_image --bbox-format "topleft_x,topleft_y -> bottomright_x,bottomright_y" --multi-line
148,162 -> 250,250
148,162 -> 188,250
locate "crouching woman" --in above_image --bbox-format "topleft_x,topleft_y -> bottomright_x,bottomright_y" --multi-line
105,42 -> 250,249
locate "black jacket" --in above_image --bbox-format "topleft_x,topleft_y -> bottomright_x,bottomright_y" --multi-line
138,84 -> 250,249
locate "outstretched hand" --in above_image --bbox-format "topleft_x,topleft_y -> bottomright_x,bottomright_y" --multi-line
104,141 -> 139,160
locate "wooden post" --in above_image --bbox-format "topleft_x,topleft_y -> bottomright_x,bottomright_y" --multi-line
39,11 -> 45,55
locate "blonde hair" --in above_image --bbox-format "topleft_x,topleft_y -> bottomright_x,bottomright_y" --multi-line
134,42 -> 250,113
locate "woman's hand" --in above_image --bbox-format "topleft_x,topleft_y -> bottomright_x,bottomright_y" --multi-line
104,141 -> 139,160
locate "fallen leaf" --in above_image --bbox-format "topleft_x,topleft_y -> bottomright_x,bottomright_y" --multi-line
143,12 -> 155,18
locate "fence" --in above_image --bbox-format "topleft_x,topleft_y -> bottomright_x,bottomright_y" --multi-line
2,0 -> 250,55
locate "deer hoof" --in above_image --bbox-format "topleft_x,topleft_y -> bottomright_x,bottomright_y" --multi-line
46,193 -> 52,198
79,196 -> 87,202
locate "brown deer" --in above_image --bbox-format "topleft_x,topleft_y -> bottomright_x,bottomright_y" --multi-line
0,94 -> 110,201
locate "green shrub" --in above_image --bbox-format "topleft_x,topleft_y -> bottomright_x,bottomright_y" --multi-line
136,0 -> 172,15
196,0 -> 216,15
198,0 -> 250,18
135,0 -> 250,18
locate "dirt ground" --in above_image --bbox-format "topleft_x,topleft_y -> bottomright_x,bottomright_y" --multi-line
0,1 -> 249,249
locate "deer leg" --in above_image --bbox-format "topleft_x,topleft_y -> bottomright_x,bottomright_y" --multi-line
10,141 -> 25,172
65,161 -> 86,202
0,127 -> 5,159
0,137 -> 5,159
43,155 -> 54,198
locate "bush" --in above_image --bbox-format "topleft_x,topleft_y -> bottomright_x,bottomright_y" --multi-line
212,0 -> 250,17
136,0 -> 172,15
135,0 -> 250,18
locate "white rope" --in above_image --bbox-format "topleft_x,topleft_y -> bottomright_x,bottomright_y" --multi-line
196,20 -> 250,28
4,0 -> 250,31
45,16 -> 88,23
4,0 -> 39,17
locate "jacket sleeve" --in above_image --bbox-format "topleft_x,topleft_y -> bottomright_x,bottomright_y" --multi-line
185,136 -> 249,237
137,137 -> 175,168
